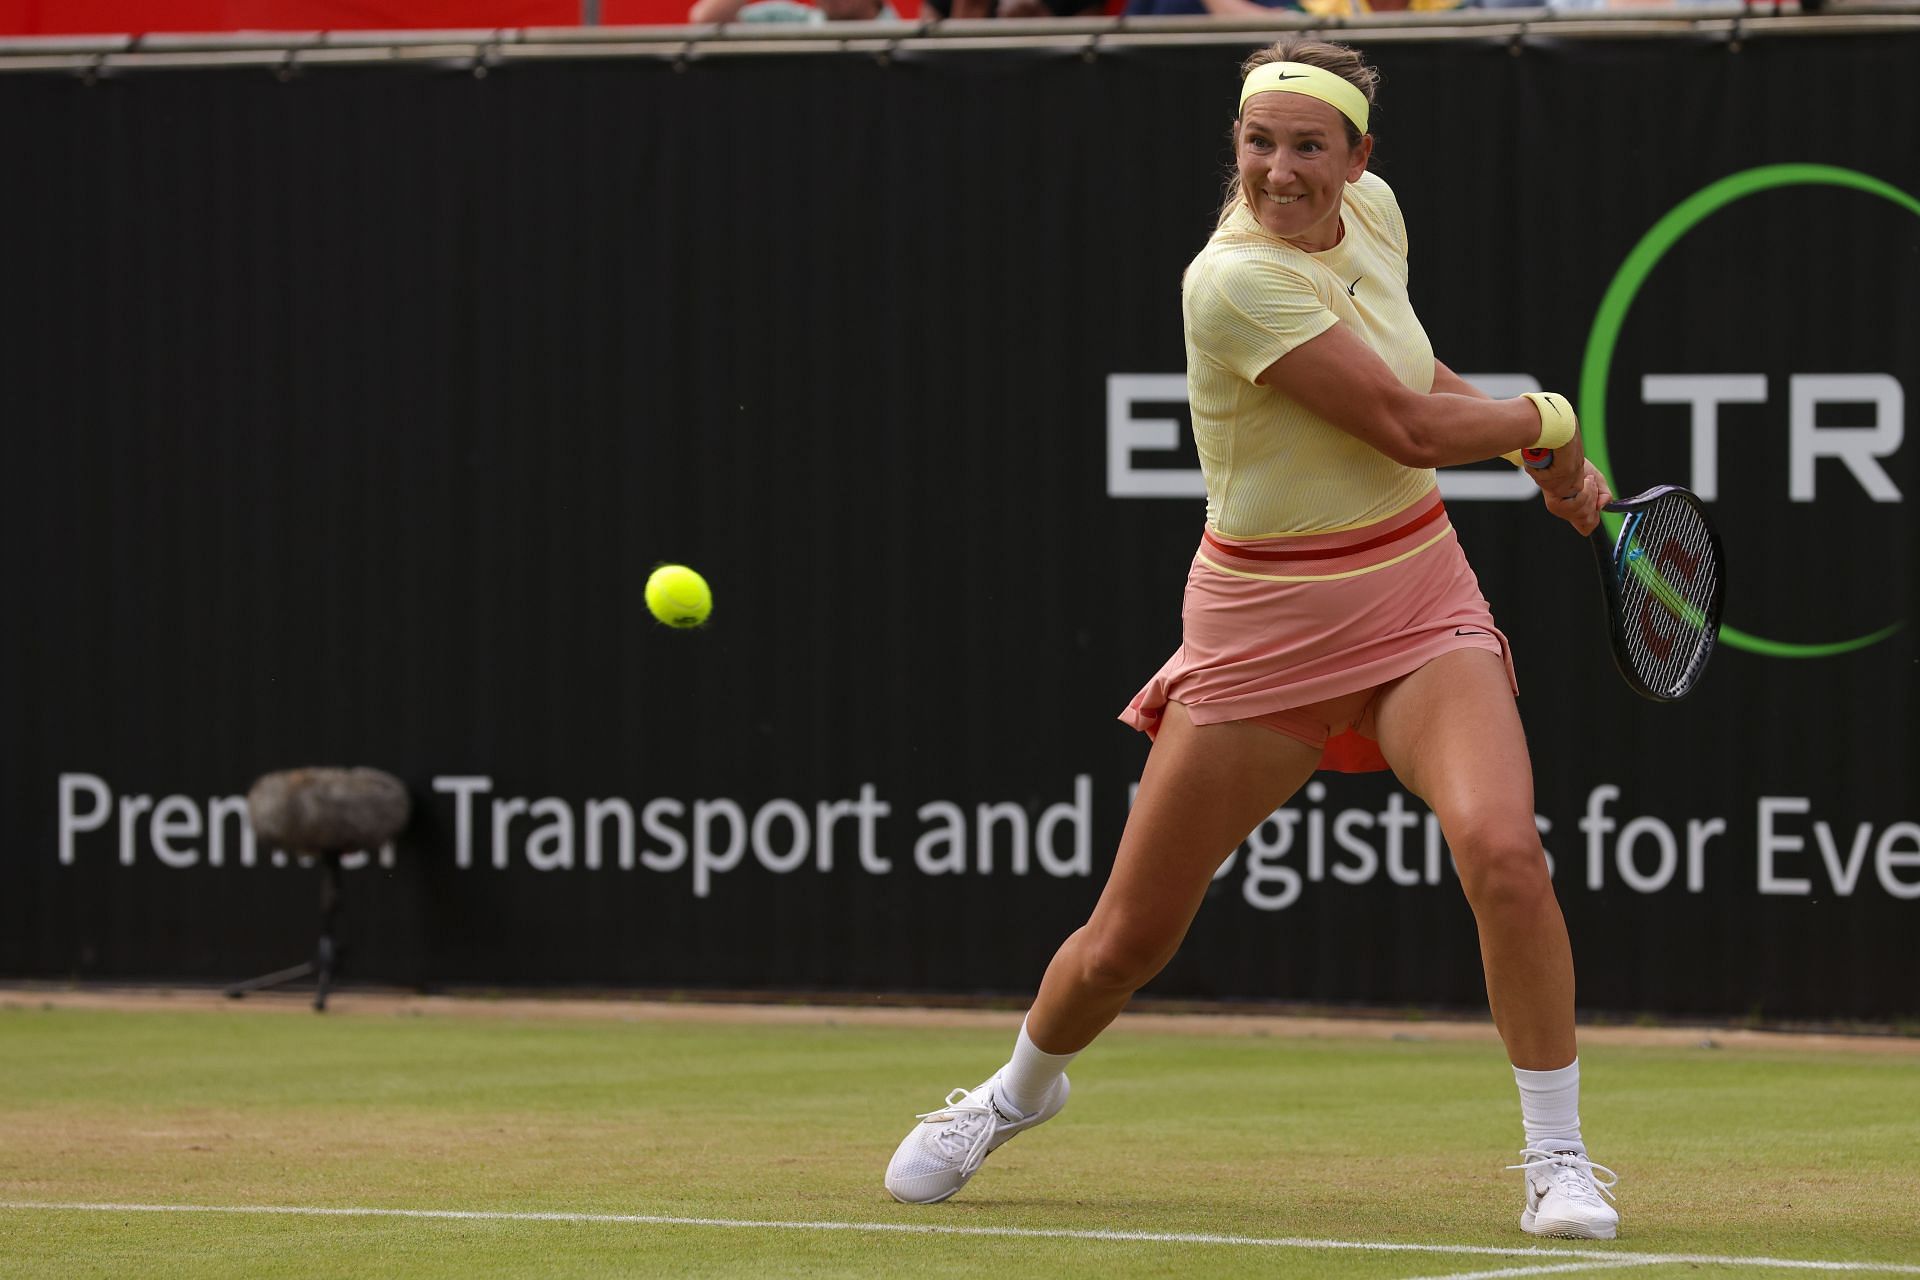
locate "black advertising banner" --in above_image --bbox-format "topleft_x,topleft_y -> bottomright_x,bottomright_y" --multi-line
2,32 -> 1915,1019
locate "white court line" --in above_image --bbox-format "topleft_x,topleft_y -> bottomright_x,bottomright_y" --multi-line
1400,1261 -> 1655,1280
3,1203 -> 1917,1274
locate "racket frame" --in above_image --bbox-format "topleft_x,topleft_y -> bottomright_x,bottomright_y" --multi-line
1588,484 -> 1727,703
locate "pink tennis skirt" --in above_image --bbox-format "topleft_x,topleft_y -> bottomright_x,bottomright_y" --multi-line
1119,488 -> 1517,773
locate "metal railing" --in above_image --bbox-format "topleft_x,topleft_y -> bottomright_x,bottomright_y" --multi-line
0,0 -> 1915,74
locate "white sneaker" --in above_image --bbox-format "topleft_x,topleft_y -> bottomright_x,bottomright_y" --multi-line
1510,1145 -> 1621,1240
884,1070 -> 1069,1205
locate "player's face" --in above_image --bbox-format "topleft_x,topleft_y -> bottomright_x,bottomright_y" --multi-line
1236,94 -> 1372,252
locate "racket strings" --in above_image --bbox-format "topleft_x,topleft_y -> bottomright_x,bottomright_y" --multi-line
1615,498 -> 1720,697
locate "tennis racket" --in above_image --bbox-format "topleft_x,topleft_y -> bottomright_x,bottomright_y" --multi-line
1584,485 -> 1727,702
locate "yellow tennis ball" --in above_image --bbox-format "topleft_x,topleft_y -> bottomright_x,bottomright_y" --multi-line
645,564 -> 712,629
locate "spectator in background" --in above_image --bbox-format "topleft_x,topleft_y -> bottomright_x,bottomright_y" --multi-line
690,0 -> 897,22
1128,0 -> 1465,14
1294,0 -> 1468,11
924,0 -> 1107,18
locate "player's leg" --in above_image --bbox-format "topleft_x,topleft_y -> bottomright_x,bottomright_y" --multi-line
1368,647 -> 1618,1239
884,698 -> 1328,1205
1370,649 -> 1570,1065
1024,697 -> 1336,1054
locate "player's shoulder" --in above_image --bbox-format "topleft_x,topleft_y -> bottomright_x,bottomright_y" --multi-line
1344,170 -> 1408,255
1347,169 -> 1396,207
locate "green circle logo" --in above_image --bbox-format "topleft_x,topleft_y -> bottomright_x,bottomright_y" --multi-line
1579,164 -> 1916,659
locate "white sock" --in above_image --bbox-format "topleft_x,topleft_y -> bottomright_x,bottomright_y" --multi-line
1513,1059 -> 1584,1152
997,1017 -> 1078,1117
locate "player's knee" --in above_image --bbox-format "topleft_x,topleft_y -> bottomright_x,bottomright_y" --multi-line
1076,924 -> 1174,994
1452,822 -> 1552,914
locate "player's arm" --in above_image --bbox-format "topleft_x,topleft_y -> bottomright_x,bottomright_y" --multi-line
1430,359 -> 1612,534
1432,357 -> 1590,485
1258,326 -> 1553,469
1430,360 -> 1489,401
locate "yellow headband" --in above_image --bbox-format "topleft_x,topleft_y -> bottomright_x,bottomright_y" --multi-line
1238,61 -> 1370,136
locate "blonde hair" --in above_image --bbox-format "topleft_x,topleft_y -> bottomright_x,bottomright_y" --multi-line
1217,37 -> 1381,229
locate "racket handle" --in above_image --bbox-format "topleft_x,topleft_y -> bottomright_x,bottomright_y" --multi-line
1521,448 -> 1555,470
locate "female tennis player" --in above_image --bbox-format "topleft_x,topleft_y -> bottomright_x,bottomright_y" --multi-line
885,37 -> 1621,1240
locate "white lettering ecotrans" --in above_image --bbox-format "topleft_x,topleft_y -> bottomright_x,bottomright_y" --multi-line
1641,374 -> 1768,501
1790,373 -> 1904,501
1109,372 -> 1907,504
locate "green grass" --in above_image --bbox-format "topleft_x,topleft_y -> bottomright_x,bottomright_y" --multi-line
1,1004 -> 1917,1277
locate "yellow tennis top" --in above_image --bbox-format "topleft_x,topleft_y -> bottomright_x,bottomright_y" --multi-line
1182,171 -> 1437,538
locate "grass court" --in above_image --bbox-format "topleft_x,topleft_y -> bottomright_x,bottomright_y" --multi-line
2,993 -> 1917,1278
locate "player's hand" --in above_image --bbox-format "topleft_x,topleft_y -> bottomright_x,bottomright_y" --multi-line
1541,460 -> 1611,536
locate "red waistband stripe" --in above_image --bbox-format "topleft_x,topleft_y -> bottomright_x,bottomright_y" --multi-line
1202,494 -> 1448,564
